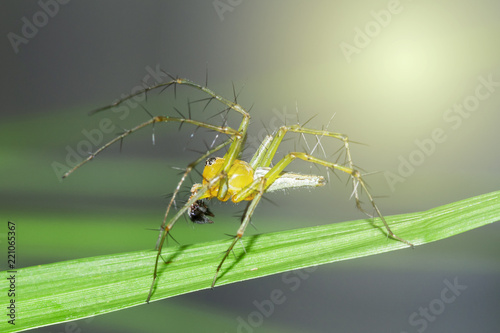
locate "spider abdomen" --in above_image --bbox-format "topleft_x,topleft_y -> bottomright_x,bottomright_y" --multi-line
254,167 -> 326,193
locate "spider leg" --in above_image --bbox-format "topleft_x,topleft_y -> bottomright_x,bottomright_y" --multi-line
62,115 -> 240,179
147,172 -> 226,303
259,124 -> 365,218
249,134 -> 273,170
66,77 -> 252,204
90,78 -> 249,119
211,177 -> 266,288
260,125 -> 351,167
154,138 -> 233,250
249,151 -> 414,247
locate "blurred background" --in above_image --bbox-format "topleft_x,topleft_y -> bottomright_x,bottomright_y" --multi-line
1,0 -> 499,332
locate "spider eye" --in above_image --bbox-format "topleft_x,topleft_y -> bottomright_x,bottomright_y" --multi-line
205,157 -> 217,166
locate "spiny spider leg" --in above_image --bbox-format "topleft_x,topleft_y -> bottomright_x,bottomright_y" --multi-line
63,78 -> 251,198
88,77 -> 253,199
248,135 -> 273,169
147,172 -> 226,303
257,124 -> 413,246
154,138 -> 233,250
211,177 -> 266,288
260,124 -> 359,209
62,115 -> 240,179
90,78 -> 248,118
241,151 -> 413,246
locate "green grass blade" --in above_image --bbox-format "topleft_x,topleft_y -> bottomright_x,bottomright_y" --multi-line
2,190 -> 499,332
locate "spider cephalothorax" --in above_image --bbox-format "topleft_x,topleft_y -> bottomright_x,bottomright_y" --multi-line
190,157 -> 256,203
62,75 -> 413,303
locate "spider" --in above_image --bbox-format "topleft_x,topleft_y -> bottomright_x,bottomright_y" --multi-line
62,75 -> 413,303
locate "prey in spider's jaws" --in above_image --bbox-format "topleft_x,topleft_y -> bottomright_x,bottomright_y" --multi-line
188,199 -> 215,224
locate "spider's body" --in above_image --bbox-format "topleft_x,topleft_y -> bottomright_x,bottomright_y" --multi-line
62,76 -> 413,303
193,157 -> 258,203
188,156 -> 326,223
191,156 -> 326,203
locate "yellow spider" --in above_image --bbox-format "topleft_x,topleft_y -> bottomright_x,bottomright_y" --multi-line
63,75 -> 413,303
